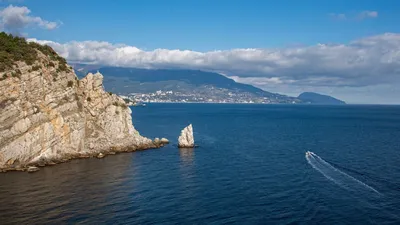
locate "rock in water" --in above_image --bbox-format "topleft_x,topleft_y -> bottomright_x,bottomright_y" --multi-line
96,153 -> 105,159
154,137 -> 170,147
27,166 -> 39,173
178,124 -> 194,148
160,138 -> 169,144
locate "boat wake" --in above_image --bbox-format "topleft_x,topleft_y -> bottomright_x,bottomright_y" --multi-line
305,151 -> 381,195
327,160 -> 400,191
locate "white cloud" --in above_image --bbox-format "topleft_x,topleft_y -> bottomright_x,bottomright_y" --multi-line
330,10 -> 378,21
329,13 -> 347,20
0,5 -> 60,33
358,10 -> 378,20
229,76 -> 290,85
28,33 -> 400,90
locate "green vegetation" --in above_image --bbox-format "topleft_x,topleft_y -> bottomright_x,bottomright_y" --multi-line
123,98 -> 134,104
32,65 -> 41,71
113,101 -> 128,109
0,32 -> 69,73
11,72 -> 19,78
57,63 -> 68,72
87,97 -> 92,102
30,65 -> 41,72
0,74 -> 8,81
108,92 -> 113,95
67,80 -> 74,87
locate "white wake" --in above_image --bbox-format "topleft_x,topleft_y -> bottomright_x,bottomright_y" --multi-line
306,151 -> 381,195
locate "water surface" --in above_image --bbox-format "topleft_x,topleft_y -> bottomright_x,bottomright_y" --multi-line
1,104 -> 400,224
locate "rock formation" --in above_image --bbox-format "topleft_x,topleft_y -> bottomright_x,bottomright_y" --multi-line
178,124 -> 194,148
0,33 -> 167,172
154,138 -> 169,146
160,138 -> 169,144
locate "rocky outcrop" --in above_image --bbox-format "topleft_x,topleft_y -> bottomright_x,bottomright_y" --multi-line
27,166 -> 39,173
178,124 -> 194,148
153,138 -> 169,146
160,138 -> 169,144
0,41 -> 167,172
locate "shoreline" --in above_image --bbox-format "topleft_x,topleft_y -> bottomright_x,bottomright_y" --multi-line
133,102 -> 400,106
0,141 -> 168,173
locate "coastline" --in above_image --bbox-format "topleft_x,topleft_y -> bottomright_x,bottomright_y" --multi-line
133,102 -> 400,106
0,140 -> 167,172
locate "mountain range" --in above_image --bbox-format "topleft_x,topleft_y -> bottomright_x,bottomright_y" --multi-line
73,64 -> 345,104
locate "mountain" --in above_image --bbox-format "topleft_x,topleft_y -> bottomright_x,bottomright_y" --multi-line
72,65 -> 301,104
298,92 -> 346,105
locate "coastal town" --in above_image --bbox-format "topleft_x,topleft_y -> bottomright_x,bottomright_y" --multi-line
119,86 -> 299,104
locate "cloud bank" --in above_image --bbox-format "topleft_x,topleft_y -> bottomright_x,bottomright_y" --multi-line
0,5 -> 60,33
29,33 -> 400,90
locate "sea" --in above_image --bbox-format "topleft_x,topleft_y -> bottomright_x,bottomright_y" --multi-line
1,104 -> 400,224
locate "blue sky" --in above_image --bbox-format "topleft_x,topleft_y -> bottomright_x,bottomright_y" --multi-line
5,0 -> 399,50
1,0 -> 400,104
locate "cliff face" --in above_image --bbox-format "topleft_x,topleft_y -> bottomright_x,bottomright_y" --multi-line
0,36 -> 162,171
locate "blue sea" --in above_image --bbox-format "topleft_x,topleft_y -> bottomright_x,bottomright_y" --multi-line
1,104 -> 400,224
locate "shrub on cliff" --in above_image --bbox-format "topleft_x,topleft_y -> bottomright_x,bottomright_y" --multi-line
0,74 -> 8,81
67,81 -> 74,87
0,32 -> 69,73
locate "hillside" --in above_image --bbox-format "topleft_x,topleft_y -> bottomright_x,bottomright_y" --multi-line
298,92 -> 346,105
73,65 -> 301,104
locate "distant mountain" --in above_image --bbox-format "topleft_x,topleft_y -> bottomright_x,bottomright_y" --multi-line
73,65 -> 345,105
96,67 -> 266,93
72,65 -> 301,104
298,92 -> 345,105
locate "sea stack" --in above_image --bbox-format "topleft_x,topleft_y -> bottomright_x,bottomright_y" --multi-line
178,124 -> 195,148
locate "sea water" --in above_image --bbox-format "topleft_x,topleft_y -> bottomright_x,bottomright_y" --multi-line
0,104 -> 399,224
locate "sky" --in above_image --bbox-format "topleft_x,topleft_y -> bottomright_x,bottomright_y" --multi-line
1,0 -> 400,104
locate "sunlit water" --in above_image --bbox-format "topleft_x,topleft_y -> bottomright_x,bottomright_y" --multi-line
1,104 -> 400,224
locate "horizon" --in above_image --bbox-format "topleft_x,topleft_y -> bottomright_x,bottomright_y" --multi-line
1,0 -> 400,104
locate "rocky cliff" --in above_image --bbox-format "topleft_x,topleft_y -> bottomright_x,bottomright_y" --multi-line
0,33 -> 165,171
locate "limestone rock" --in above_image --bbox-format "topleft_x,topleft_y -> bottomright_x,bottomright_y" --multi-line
0,41 -> 168,171
27,166 -> 39,173
161,138 -> 169,144
154,137 -> 169,147
178,124 -> 194,148
97,153 -> 105,159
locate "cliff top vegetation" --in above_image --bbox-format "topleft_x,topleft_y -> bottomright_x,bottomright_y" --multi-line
0,32 -> 68,73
